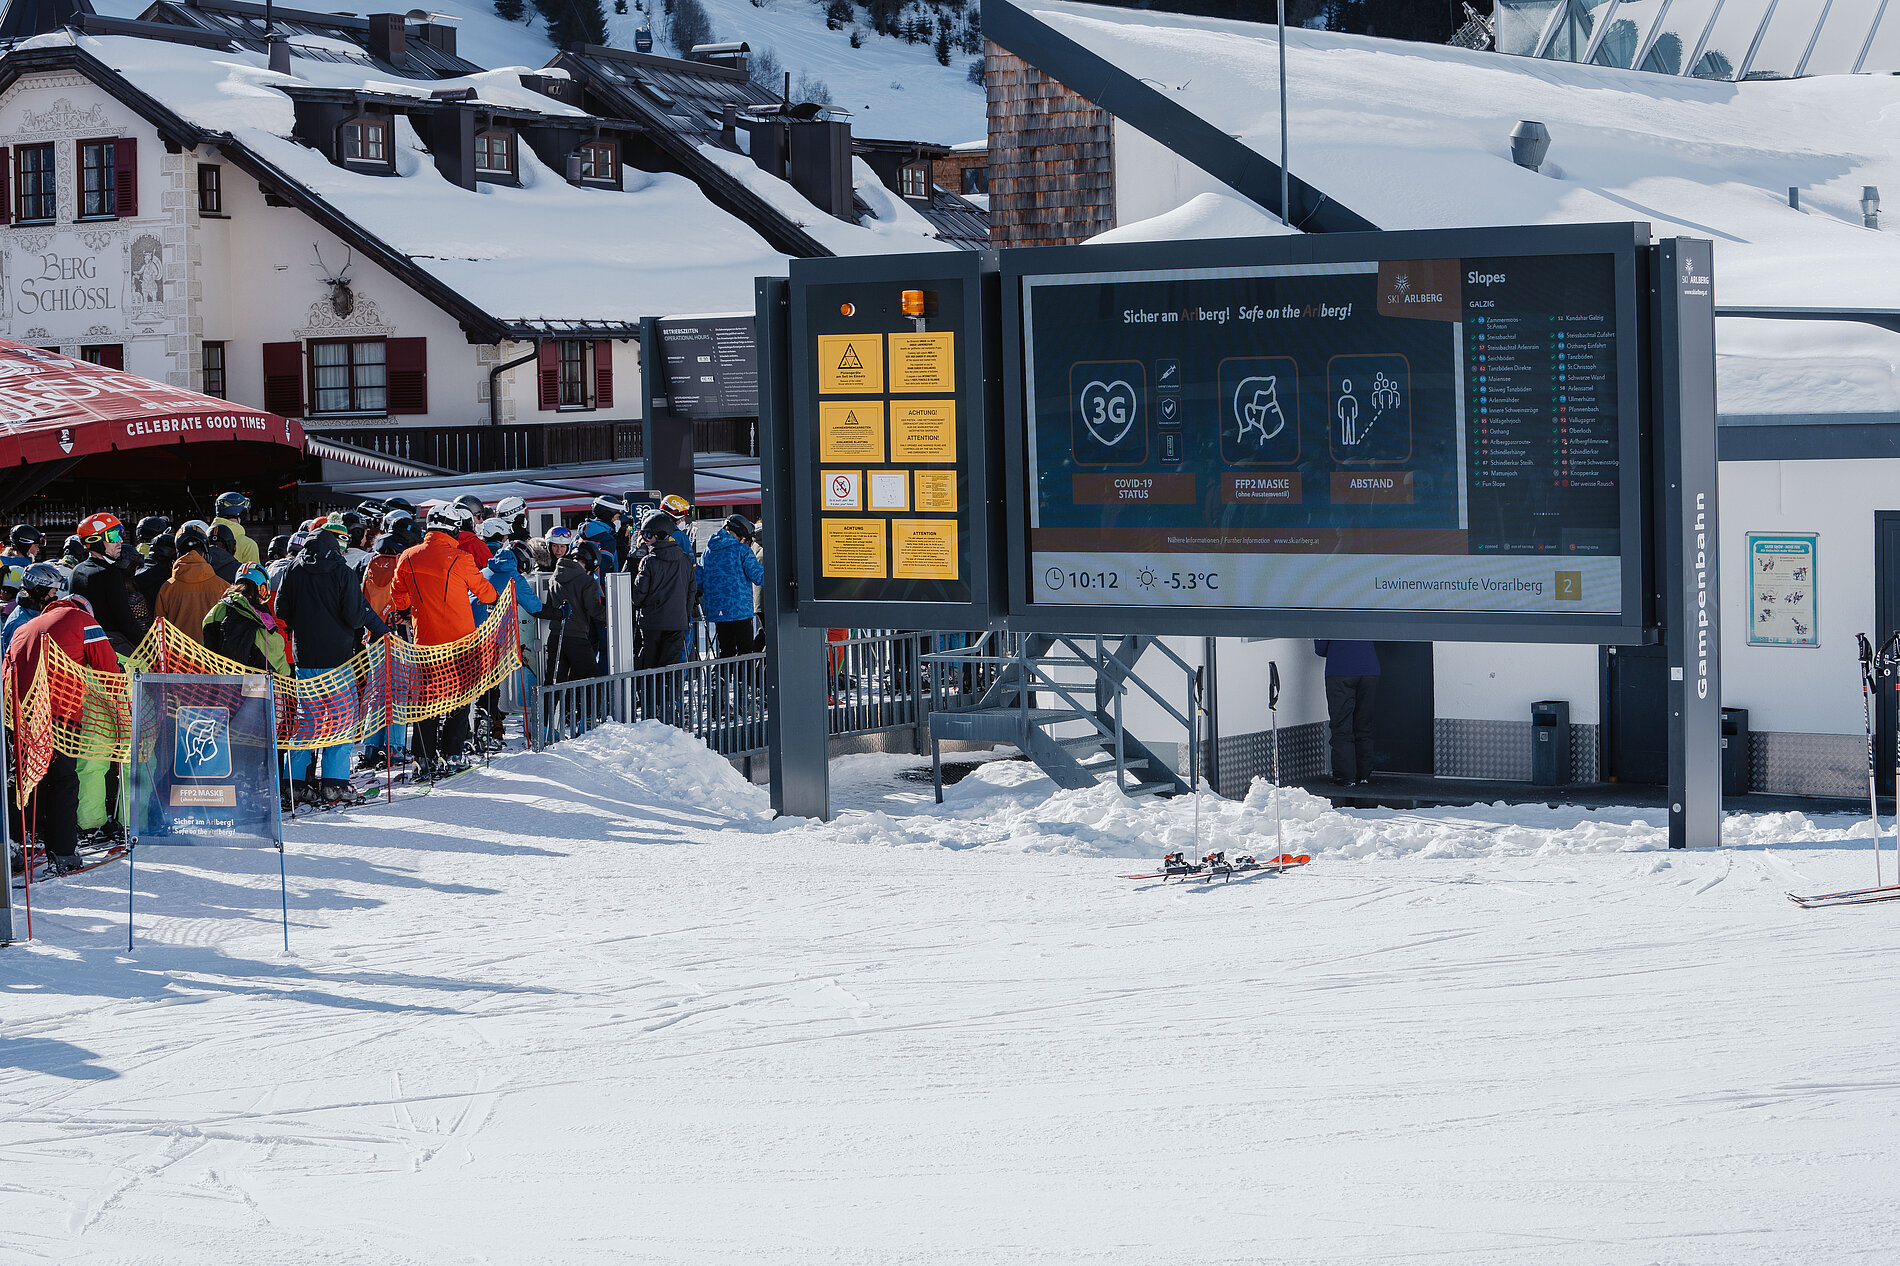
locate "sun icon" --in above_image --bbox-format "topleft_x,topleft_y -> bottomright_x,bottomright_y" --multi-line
1137,568 -> 1158,590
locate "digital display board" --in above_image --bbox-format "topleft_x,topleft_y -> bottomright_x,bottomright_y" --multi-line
1008,228 -> 1648,638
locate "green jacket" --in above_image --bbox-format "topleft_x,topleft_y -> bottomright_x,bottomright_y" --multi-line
202,591 -> 289,675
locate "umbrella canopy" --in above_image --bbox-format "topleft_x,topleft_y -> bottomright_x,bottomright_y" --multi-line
0,341 -> 302,471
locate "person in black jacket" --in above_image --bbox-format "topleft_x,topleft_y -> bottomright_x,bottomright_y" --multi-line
545,539 -> 606,684
132,530 -> 176,614
630,512 -> 696,670
275,525 -> 388,804
69,511 -> 147,658
206,523 -> 242,584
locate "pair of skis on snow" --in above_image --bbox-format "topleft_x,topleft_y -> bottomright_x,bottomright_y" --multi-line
1121,851 -> 1311,883
1789,632 -> 1900,911
1122,662 -> 1309,885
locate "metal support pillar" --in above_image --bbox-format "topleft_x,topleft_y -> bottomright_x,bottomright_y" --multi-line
756,276 -> 832,820
1652,238 -> 1723,847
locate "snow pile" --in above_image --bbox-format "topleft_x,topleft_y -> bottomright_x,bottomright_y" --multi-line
788,754 -> 1873,861
497,718 -> 775,822
1090,190 -> 1299,244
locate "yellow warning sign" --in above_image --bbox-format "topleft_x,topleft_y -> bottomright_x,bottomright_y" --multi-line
817,334 -> 884,395
821,518 -> 887,578
892,519 -> 958,581
819,400 -> 886,462
913,469 -> 958,513
889,400 -> 956,463
888,332 -> 955,392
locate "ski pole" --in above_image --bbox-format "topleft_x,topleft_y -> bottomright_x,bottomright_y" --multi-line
1269,661 -> 1283,871
1861,633 -> 1883,888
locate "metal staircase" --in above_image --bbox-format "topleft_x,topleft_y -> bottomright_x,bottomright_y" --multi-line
924,633 -> 1200,802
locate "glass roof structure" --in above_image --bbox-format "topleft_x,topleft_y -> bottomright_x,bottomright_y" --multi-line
1495,0 -> 1900,79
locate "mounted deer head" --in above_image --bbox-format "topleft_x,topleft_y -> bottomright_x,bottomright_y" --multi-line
313,245 -> 356,318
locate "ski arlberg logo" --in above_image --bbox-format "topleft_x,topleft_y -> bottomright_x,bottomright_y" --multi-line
1078,379 -> 1138,447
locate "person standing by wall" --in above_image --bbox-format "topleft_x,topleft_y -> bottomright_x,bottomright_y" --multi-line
1314,639 -> 1380,786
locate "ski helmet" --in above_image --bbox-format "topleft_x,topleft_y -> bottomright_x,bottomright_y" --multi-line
661,493 -> 692,520
76,512 -> 123,548
494,495 -> 527,522
175,521 -> 211,553
384,496 -> 418,516
136,515 -> 172,544
573,538 -> 601,569
454,494 -> 488,521
425,506 -> 460,534
592,493 -> 628,522
640,511 -> 677,540
214,490 -> 249,517
722,514 -> 754,543
267,534 -> 291,562
476,517 -> 510,542
210,522 -> 238,553
8,523 -> 43,550
0,564 -> 21,595
21,561 -> 65,594
382,509 -> 415,533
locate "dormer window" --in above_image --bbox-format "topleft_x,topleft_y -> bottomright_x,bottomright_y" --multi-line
576,139 -> 617,186
475,129 -> 517,179
899,162 -> 930,201
340,118 -> 391,168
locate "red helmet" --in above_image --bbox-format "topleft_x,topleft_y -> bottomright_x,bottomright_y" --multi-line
76,512 -> 123,546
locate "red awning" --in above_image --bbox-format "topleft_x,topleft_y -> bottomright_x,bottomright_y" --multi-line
0,342 -> 302,469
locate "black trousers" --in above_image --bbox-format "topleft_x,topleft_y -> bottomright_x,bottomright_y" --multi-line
637,629 -> 686,670
1325,675 -> 1379,782
714,619 -> 757,659
416,705 -> 470,766
550,639 -> 598,684
29,751 -> 80,859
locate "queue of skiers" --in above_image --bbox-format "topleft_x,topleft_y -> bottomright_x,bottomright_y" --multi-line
3,488 -> 765,876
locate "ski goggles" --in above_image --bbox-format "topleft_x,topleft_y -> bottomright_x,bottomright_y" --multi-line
91,526 -> 123,544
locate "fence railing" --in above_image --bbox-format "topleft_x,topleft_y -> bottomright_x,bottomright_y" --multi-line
532,631 -> 997,758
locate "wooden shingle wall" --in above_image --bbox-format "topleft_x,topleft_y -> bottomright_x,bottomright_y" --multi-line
986,41 -> 1114,248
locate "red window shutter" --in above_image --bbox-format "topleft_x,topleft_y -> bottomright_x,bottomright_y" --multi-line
0,147 -> 11,226
114,137 -> 137,218
537,341 -> 559,411
97,345 -> 124,370
593,340 -> 613,409
386,336 -> 427,414
262,341 -> 304,417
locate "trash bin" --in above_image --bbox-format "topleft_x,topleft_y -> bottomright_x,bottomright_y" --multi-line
1721,707 -> 1749,797
1531,700 -> 1571,786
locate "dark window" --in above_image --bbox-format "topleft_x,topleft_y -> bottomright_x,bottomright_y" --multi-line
311,338 -> 387,414
578,139 -> 616,183
340,119 -> 390,166
475,130 -> 516,177
899,163 -> 930,200
202,341 -> 226,398
16,144 -> 55,222
197,164 -> 222,215
78,140 -> 116,218
558,339 -> 594,408
80,344 -> 123,370
961,165 -> 988,195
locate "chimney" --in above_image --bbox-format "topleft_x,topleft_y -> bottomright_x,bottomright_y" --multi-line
721,104 -> 736,150
787,118 -> 853,222
367,12 -> 407,68
415,20 -> 456,59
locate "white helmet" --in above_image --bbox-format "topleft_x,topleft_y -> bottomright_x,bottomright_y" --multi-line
495,495 -> 527,520
476,517 -> 510,542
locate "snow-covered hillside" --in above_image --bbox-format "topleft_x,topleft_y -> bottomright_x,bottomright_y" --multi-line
87,0 -> 988,144
7,723 -> 1900,1262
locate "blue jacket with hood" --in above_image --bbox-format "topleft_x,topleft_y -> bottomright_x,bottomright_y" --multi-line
698,527 -> 763,623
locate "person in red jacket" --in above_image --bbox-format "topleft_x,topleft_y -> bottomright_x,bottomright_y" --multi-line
391,507 -> 498,776
2,594 -> 120,871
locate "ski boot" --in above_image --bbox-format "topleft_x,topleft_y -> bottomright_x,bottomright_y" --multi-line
1161,851 -> 1201,877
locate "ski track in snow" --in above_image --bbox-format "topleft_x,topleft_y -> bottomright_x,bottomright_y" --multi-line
4,721 -> 1900,1263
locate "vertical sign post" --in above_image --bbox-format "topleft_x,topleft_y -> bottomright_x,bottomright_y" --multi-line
1652,238 -> 1723,848
757,277 -> 833,819
0,730 -> 15,945
638,315 -> 697,502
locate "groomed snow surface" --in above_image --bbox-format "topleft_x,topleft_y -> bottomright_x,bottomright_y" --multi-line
7,721 -> 1900,1262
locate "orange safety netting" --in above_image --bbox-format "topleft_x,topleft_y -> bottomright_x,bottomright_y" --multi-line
5,587 -> 520,802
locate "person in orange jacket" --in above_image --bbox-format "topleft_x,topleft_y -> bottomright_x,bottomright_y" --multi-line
391,506 -> 498,776
157,521 -> 232,646
2,592 -> 119,871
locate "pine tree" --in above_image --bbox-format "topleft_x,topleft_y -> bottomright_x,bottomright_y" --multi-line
533,0 -> 607,47
934,25 -> 951,65
495,0 -> 525,21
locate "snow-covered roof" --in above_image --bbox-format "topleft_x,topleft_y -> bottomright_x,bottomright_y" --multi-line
1003,0 -> 1900,416
12,30 -> 957,328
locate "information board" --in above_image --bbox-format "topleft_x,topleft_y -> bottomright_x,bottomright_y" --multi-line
1005,226 -> 1650,639
128,673 -> 282,849
657,314 -> 759,418
1747,533 -> 1818,646
788,251 -> 996,625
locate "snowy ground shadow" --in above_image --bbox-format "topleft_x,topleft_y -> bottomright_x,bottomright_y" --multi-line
0,1035 -> 119,1081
